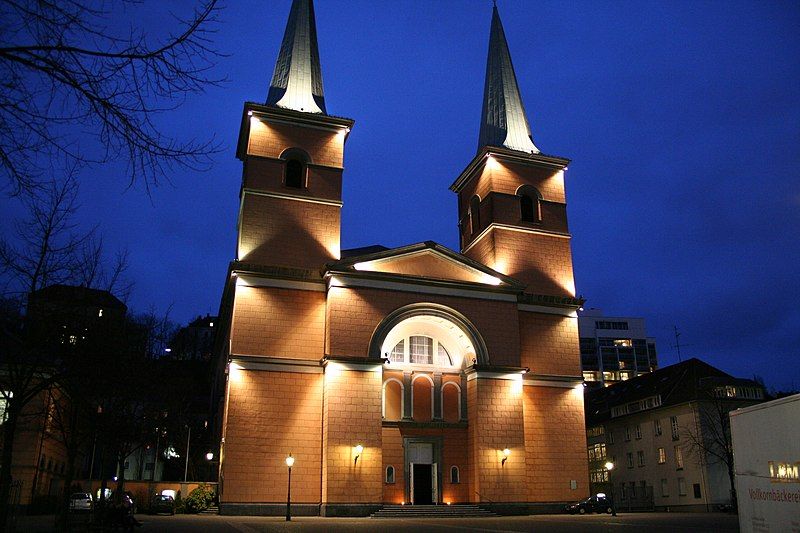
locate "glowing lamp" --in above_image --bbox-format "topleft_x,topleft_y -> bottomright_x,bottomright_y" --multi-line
286,454 -> 295,468
502,448 -> 511,466
604,461 -> 614,471
206,452 -> 214,461
354,444 -> 364,464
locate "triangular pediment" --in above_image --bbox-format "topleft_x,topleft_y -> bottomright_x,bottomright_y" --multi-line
330,242 -> 523,288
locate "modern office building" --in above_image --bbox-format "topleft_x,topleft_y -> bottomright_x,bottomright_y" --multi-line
211,0 -> 589,516
578,309 -> 658,387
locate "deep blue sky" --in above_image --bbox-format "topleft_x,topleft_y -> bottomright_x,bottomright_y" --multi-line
2,1 -> 799,390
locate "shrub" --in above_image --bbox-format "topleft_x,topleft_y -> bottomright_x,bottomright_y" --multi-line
183,484 -> 214,514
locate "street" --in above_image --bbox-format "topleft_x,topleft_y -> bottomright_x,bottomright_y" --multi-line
17,512 -> 739,532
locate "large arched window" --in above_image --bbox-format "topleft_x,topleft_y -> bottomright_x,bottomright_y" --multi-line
469,195 -> 481,235
280,147 -> 311,189
517,185 -> 542,223
388,335 -> 454,367
412,374 -> 434,422
442,382 -> 461,423
382,378 -> 404,421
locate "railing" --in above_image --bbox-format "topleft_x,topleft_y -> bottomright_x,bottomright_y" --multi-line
474,491 -> 495,504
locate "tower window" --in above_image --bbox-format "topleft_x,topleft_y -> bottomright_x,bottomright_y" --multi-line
517,185 -> 542,222
469,195 -> 481,235
285,159 -> 304,188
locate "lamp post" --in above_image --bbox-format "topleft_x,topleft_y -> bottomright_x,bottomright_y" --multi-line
501,448 -> 511,466
604,461 -> 617,516
285,454 -> 294,521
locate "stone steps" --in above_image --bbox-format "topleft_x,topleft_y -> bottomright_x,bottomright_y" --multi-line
371,504 -> 497,519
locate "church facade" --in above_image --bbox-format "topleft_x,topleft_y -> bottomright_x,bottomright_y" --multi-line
213,0 -> 589,516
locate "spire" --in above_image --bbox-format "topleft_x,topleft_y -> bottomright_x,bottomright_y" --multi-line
478,5 -> 539,154
266,0 -> 326,114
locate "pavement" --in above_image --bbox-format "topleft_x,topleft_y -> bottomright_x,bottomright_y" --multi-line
13,511 -> 739,532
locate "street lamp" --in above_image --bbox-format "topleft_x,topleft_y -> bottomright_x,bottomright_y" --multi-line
604,461 -> 617,516
285,454 -> 294,521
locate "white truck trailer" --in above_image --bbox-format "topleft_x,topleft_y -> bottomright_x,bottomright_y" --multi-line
730,394 -> 800,533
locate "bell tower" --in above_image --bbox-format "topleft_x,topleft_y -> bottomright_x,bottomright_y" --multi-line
235,0 -> 353,270
451,5 -> 575,298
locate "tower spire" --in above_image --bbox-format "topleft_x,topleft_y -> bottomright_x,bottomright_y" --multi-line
266,0 -> 326,114
478,5 -> 539,154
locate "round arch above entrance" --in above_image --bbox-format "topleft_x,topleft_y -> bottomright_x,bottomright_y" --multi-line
368,303 -> 489,366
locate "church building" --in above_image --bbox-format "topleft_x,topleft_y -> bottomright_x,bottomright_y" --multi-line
213,0 -> 589,516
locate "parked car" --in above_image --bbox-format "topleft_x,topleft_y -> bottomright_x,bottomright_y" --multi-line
564,494 -> 613,514
69,492 -> 93,512
150,494 -> 176,515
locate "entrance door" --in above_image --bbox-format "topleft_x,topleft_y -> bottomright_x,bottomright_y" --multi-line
412,464 -> 433,504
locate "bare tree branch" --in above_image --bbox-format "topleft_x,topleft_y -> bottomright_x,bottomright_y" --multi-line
0,0 -> 223,194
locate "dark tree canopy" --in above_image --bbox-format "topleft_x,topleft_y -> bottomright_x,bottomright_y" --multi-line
0,0 -> 222,194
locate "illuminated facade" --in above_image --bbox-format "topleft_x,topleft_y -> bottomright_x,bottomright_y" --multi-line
213,0 -> 589,516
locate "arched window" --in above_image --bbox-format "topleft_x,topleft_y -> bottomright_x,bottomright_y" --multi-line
387,335 -> 454,368
382,379 -> 404,421
517,185 -> 542,222
412,374 -> 434,422
469,195 -> 481,234
385,465 -> 396,484
450,466 -> 460,484
285,159 -> 304,188
442,382 -> 461,423
280,147 -> 311,189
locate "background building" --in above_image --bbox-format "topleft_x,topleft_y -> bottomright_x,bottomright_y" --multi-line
585,358 -> 765,511
578,308 -> 658,387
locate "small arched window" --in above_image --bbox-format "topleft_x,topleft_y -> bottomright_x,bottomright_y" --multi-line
385,465 -> 396,484
285,159 -> 304,188
450,466 -> 460,484
518,186 -> 542,223
280,147 -> 311,189
469,195 -> 481,234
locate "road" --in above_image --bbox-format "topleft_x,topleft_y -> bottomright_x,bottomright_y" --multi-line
17,511 -> 739,532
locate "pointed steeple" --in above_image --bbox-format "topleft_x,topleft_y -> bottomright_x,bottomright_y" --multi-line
266,0 -> 327,114
478,5 -> 539,154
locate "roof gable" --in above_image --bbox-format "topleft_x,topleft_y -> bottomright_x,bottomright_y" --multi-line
328,241 -> 523,289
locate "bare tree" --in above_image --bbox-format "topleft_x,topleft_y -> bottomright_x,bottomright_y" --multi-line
0,0 -> 222,194
0,172 -> 132,528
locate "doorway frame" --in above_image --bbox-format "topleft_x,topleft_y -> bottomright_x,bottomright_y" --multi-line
403,436 -> 443,505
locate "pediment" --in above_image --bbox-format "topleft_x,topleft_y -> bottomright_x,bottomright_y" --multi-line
331,242 -> 522,288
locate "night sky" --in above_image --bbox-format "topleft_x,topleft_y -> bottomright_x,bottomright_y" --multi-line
2,1 -> 798,390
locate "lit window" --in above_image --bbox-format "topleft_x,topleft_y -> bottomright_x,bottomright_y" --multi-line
409,336 -> 433,365
389,340 -> 405,363
450,466 -> 460,484
675,446 -> 684,469
436,344 -> 452,367
98,309 -> 103,317
657,447 -> 666,464
385,465 -> 395,484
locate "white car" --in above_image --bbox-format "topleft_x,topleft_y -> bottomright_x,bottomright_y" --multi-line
69,492 -> 93,512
